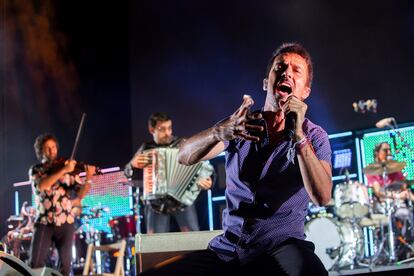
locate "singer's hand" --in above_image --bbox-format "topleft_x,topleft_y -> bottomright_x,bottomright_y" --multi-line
213,95 -> 263,141
282,95 -> 307,141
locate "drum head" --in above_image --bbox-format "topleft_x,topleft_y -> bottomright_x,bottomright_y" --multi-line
305,217 -> 362,270
305,217 -> 341,270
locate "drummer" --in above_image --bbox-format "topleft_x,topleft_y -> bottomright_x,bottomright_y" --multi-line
366,142 -> 413,202
365,141 -> 414,242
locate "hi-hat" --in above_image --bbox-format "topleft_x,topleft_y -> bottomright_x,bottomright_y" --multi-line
363,160 -> 406,176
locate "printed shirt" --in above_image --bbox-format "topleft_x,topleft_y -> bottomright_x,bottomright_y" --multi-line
29,163 -> 81,226
208,118 -> 332,264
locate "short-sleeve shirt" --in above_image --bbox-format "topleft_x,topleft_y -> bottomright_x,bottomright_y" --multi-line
29,163 -> 81,226
208,117 -> 332,264
366,171 -> 405,188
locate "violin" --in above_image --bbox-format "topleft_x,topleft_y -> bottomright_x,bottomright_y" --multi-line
46,156 -> 101,176
45,113 -> 103,176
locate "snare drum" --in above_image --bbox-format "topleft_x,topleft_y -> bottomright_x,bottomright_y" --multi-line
305,217 -> 362,270
109,215 -> 137,240
334,181 -> 369,218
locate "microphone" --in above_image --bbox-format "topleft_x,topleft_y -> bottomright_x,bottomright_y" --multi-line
285,112 -> 296,139
375,117 -> 395,129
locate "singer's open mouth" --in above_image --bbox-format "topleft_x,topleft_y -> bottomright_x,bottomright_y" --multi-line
278,84 -> 292,93
275,83 -> 292,98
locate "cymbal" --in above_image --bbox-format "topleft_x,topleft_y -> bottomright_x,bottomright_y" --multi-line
363,160 -> 406,176
7,216 -> 23,222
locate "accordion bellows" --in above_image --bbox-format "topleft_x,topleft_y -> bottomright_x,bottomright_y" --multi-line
143,148 -> 214,214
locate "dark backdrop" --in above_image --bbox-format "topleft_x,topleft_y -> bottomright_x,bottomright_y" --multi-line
1,0 -> 414,236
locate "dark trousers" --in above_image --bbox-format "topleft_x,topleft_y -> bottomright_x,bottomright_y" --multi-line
140,238 -> 327,276
145,205 -> 200,233
29,223 -> 75,276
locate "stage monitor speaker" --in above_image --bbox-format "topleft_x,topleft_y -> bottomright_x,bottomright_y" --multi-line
32,267 -> 63,276
135,230 -> 223,273
0,251 -> 32,276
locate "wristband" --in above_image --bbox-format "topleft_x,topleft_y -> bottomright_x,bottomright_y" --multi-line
286,136 -> 309,164
295,136 -> 309,150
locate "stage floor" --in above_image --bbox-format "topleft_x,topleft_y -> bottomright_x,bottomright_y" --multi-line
329,262 -> 414,275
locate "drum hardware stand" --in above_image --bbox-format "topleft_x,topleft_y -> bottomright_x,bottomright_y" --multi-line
384,196 -> 397,262
349,214 -> 365,270
367,221 -> 388,267
394,189 -> 414,265
380,168 -> 398,263
407,189 -> 414,238
367,197 -> 400,265
128,179 -> 143,275
84,217 -> 104,274
133,184 -> 143,276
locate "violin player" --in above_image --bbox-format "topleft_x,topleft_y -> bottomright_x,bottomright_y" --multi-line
28,133 -> 95,276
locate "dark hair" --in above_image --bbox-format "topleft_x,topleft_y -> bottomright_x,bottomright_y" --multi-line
148,112 -> 171,128
373,142 -> 390,159
34,133 -> 58,161
265,42 -> 313,87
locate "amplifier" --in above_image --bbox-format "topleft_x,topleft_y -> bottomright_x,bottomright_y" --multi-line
135,230 -> 223,273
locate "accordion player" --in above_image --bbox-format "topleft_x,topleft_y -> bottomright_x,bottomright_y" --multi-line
142,148 -> 214,214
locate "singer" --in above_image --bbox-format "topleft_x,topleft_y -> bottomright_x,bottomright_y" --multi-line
140,43 -> 332,275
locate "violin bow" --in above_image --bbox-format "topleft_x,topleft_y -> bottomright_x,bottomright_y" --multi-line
70,113 -> 87,160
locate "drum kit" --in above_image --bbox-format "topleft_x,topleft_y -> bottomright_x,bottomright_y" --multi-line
305,160 -> 414,271
72,206 -> 138,274
1,202 -> 137,275
72,181 -> 142,276
1,204 -> 36,263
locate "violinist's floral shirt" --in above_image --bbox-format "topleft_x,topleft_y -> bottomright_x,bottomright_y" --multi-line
29,163 -> 81,226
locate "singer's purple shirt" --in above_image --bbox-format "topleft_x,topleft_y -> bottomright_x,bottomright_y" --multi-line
208,118 -> 332,264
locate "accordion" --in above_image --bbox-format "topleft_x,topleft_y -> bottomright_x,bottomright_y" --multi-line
142,148 -> 214,214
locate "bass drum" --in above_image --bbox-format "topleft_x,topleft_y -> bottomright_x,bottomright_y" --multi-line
305,217 -> 362,270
